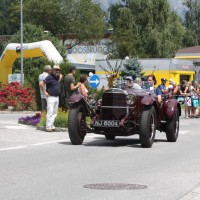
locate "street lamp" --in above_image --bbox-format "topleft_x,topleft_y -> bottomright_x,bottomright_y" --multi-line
20,0 -> 23,84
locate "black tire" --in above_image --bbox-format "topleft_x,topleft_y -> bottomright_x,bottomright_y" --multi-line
105,135 -> 116,140
139,107 -> 156,148
166,109 -> 179,142
68,105 -> 86,145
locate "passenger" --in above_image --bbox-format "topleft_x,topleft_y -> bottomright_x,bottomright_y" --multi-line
134,77 -> 142,89
147,74 -> 157,92
156,78 -> 168,103
78,74 -> 88,98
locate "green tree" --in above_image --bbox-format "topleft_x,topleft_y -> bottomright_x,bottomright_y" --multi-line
9,23 -> 66,76
109,0 -> 185,58
7,23 -> 68,110
121,57 -> 144,80
0,0 -> 16,34
8,0 -> 105,46
183,0 -> 200,46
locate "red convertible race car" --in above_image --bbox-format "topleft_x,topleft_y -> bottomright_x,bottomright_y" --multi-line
67,81 -> 181,148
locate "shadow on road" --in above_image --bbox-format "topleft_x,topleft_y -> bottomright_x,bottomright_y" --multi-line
59,136 -> 168,148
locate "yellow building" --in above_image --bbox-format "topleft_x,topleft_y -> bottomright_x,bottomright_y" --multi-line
95,58 -> 196,88
175,45 -> 200,84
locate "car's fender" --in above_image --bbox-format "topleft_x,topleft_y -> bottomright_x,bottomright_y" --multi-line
163,99 -> 179,119
141,96 -> 155,106
69,94 -> 92,115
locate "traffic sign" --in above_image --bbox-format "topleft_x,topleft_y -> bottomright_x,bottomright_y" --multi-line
89,74 -> 100,89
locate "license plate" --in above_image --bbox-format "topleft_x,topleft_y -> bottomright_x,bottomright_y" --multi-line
93,120 -> 119,127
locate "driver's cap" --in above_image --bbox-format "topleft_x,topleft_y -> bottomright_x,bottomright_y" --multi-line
161,78 -> 167,82
125,76 -> 133,81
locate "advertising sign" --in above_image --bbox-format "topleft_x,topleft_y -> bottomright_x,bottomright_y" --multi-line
8,74 -> 24,84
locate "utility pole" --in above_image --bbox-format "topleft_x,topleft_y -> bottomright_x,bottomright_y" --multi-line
20,0 -> 24,84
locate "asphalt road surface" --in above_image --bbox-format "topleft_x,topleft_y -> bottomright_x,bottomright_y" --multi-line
0,113 -> 200,200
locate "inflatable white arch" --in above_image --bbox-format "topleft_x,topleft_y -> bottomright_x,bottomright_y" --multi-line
0,40 -> 63,83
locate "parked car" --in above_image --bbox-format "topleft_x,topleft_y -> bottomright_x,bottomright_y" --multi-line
68,80 -> 181,148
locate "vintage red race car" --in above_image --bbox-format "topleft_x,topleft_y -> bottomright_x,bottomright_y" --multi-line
67,81 -> 181,148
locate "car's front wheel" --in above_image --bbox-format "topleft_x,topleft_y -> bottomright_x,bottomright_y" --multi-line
68,105 -> 86,145
166,109 -> 179,142
139,106 -> 156,148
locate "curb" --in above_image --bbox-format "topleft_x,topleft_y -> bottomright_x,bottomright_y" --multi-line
0,111 -> 39,114
36,126 -> 68,132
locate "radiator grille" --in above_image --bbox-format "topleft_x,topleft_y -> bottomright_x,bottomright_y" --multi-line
101,92 -> 127,120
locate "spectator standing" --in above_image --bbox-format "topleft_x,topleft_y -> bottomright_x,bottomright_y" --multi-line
39,65 -> 62,132
38,65 -> 51,113
190,80 -> 199,118
64,66 -> 80,106
179,80 -> 190,118
166,79 -> 178,95
78,74 -> 89,98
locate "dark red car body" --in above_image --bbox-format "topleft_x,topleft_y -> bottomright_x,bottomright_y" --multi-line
68,85 -> 181,148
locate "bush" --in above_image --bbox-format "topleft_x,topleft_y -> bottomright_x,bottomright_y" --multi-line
38,109 -> 68,128
0,82 -> 37,111
38,109 -> 91,128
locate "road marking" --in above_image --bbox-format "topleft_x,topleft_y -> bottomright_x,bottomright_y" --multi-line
179,130 -> 190,135
0,146 -> 27,151
0,135 -> 98,152
180,122 -> 191,126
4,126 -> 31,130
0,120 -> 24,125
31,139 -> 68,146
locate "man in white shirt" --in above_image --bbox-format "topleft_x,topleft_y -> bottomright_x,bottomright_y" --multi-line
38,65 -> 52,113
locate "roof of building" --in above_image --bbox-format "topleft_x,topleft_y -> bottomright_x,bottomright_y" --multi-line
176,46 -> 200,54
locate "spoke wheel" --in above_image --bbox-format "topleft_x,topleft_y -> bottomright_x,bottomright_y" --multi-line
68,105 -> 86,145
139,107 -> 156,148
166,109 -> 179,142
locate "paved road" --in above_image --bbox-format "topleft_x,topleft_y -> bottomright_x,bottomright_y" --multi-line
0,113 -> 200,200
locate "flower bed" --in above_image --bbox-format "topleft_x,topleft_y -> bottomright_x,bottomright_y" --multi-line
0,82 -> 37,111
18,113 -> 41,126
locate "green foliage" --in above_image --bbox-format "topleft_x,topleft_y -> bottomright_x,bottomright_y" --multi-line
6,23 -> 68,110
109,0 -> 185,58
0,0 -> 16,35
121,57 -> 144,80
38,110 -> 68,128
6,0 -> 105,46
183,0 -> 200,46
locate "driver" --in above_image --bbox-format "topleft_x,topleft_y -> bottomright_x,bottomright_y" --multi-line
125,76 -> 134,88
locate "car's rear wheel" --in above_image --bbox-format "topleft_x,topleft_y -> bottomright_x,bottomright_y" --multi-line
166,109 -> 179,142
105,135 -> 116,140
68,105 -> 86,145
139,106 -> 156,148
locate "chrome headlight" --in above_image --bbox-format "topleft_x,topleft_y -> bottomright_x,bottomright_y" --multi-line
126,94 -> 135,105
